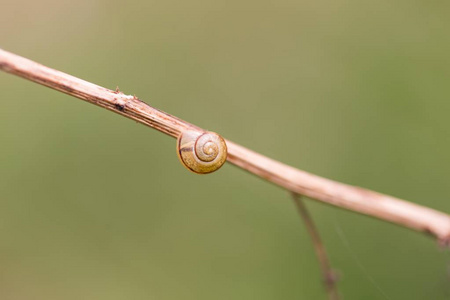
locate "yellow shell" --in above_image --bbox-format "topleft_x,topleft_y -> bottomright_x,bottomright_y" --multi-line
177,130 -> 227,174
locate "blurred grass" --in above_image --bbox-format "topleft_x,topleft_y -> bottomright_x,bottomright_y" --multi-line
1,0 -> 450,299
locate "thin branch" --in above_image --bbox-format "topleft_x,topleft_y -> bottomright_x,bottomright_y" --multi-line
1,48 -> 450,244
291,193 -> 339,300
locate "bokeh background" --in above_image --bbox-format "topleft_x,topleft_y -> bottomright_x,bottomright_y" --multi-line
1,0 -> 450,299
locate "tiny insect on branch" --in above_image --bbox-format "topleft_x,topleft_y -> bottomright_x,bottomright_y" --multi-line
1,48 -> 450,244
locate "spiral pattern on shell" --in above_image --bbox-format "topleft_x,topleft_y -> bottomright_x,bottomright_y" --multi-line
177,130 -> 227,174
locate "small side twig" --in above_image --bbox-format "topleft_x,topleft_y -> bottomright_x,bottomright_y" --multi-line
291,193 -> 339,300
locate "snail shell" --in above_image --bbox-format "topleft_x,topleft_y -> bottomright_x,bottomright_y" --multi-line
177,130 -> 227,174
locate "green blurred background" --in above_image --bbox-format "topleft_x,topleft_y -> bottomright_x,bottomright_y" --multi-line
1,0 -> 450,299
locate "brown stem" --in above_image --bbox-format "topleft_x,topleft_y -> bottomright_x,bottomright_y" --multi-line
291,193 -> 339,300
1,48 -> 450,243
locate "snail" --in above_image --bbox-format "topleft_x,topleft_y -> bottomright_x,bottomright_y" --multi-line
177,130 -> 227,174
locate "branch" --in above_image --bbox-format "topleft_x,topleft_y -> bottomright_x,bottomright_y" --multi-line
1,48 -> 450,244
291,193 -> 339,300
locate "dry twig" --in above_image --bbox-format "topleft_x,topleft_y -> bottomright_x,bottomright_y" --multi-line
291,193 -> 339,300
1,48 -> 450,244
